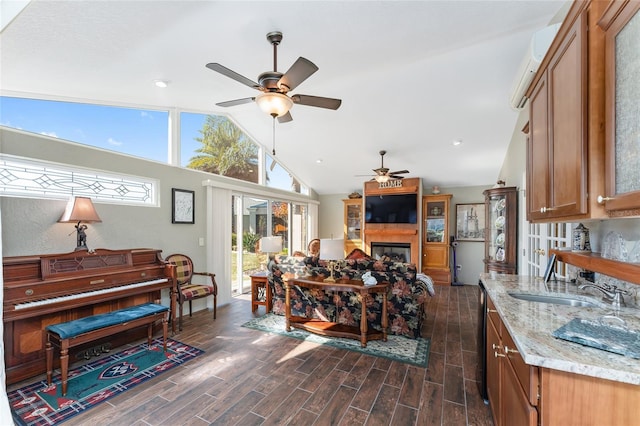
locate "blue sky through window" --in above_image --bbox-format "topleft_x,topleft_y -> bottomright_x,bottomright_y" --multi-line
0,96 -> 305,193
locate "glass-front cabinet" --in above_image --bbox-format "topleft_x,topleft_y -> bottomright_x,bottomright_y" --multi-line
599,1 -> 640,213
343,198 -> 363,256
422,194 -> 452,285
484,186 -> 518,274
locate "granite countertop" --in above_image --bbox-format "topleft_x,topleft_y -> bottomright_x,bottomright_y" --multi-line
480,273 -> 640,385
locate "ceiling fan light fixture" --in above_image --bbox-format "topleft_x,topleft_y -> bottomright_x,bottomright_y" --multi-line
375,174 -> 390,183
255,92 -> 293,117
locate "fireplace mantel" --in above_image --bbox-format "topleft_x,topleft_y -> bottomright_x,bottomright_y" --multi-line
363,178 -> 422,267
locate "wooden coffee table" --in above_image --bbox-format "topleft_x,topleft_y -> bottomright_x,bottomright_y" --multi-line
285,276 -> 388,347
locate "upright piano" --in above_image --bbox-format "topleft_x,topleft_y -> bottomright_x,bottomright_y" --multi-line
3,248 -> 176,385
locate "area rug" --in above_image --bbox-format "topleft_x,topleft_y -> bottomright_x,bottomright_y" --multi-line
9,338 -> 204,426
242,313 -> 430,367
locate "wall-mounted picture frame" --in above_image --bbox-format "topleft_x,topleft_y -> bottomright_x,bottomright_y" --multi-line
172,188 -> 195,224
455,203 -> 485,242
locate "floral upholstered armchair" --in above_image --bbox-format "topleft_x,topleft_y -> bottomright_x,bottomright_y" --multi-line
268,255 -> 431,338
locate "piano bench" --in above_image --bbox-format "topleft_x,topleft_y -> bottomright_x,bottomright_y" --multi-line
45,303 -> 169,396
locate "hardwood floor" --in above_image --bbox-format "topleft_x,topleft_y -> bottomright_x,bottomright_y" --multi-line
10,285 -> 494,425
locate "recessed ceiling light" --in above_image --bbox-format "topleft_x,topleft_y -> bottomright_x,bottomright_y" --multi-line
316,159 -> 323,164
154,80 -> 169,88
452,139 -> 463,146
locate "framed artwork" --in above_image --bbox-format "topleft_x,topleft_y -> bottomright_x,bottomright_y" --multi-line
455,203 -> 485,242
543,253 -> 557,283
172,188 -> 195,224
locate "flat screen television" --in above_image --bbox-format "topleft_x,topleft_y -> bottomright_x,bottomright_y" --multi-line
365,193 -> 418,224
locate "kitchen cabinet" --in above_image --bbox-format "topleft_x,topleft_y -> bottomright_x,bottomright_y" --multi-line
485,296 -> 538,426
422,194 -> 452,285
525,0 -> 608,222
598,1 -> 640,214
343,198 -> 363,256
483,186 -> 517,274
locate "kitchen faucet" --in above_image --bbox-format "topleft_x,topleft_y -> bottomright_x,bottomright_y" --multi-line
578,279 -> 629,308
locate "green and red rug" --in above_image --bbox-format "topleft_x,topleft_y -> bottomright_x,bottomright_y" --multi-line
242,313 -> 430,367
9,338 -> 204,426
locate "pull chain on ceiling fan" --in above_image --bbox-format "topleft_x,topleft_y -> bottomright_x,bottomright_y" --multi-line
206,31 -> 342,123
270,115 -> 277,171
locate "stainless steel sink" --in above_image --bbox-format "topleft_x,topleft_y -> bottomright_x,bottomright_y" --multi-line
508,292 -> 602,308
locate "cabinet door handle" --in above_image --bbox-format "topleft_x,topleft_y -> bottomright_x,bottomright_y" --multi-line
539,207 -> 546,213
534,249 -> 546,256
492,343 -> 502,350
494,351 -> 506,358
597,195 -> 614,204
504,345 -> 519,355
488,308 -> 498,313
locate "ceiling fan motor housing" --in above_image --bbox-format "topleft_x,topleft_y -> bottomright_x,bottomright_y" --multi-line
258,71 -> 284,91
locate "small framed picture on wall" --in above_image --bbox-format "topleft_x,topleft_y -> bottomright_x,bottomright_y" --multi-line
455,203 -> 485,242
172,188 -> 195,224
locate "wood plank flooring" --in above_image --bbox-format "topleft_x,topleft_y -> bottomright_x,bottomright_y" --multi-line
9,285 -> 494,425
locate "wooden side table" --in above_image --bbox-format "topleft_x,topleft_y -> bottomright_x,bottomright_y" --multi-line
285,276 -> 388,347
250,273 -> 271,313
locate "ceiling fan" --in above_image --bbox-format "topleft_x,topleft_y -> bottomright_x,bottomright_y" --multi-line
358,150 -> 410,182
206,31 -> 342,123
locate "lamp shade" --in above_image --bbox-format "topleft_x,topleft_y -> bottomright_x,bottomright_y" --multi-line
260,236 -> 283,253
58,197 -> 102,223
255,92 -> 293,117
319,239 -> 344,260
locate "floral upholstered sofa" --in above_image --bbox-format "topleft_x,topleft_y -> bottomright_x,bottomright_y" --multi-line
268,255 -> 433,338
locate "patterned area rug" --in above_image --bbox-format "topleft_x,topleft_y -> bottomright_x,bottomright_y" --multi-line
242,313 -> 430,367
9,338 -> 204,426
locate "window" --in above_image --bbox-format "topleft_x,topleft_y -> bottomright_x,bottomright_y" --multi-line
180,112 -> 259,184
1,96 -> 309,194
0,96 -> 168,162
266,154 -> 308,194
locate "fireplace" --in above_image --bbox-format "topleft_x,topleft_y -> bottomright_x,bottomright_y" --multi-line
371,242 -> 411,263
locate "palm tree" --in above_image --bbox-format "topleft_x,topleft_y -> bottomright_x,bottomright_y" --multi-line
187,115 -> 259,183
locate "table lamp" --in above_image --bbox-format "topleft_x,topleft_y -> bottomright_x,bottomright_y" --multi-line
58,196 -> 102,251
319,238 -> 344,282
260,236 -> 283,272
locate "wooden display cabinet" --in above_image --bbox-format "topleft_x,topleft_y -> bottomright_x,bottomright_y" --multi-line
422,194 -> 451,285
484,186 -> 517,274
343,198 -> 363,256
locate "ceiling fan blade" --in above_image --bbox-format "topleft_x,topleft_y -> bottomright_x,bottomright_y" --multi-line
291,94 -> 342,110
389,175 -> 406,179
206,63 -> 260,89
277,111 -> 293,123
388,170 -> 409,175
278,57 -> 318,91
216,97 -> 255,107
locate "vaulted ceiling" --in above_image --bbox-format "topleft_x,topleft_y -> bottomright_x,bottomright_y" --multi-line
0,0 -> 568,194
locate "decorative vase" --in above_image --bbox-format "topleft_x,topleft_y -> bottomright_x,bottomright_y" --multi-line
572,223 -> 591,252
432,186 -> 440,194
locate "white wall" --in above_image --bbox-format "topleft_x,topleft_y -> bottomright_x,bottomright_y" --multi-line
318,193 -> 348,240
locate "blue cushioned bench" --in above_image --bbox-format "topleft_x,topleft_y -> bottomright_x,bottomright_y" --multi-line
45,303 -> 169,396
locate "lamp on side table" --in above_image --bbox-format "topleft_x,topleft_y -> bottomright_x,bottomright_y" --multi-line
319,238 -> 344,282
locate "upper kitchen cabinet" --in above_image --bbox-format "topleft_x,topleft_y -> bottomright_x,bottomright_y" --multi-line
525,0 -> 608,222
598,1 -> 640,215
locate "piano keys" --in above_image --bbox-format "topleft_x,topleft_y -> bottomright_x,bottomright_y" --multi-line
3,248 -> 176,385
